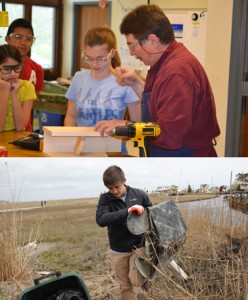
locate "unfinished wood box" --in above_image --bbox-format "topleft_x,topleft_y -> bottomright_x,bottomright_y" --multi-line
43,126 -> 121,157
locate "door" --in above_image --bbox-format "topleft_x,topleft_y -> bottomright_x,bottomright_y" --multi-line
72,3 -> 110,75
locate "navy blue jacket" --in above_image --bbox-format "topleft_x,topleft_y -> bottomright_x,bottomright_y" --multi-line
96,185 -> 152,252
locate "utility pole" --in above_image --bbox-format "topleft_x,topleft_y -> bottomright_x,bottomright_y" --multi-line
229,171 -> 233,227
230,171 -> 233,197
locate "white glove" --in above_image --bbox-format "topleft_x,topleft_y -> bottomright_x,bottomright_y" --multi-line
128,205 -> 144,216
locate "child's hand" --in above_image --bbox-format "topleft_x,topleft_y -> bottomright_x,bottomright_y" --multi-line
0,78 -> 11,91
10,79 -> 21,93
99,0 -> 107,8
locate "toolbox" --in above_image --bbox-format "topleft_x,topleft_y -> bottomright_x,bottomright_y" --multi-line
18,271 -> 92,300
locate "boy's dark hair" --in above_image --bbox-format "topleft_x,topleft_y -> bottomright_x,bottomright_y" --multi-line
103,165 -> 125,187
120,4 -> 174,45
0,44 -> 22,64
7,18 -> 34,36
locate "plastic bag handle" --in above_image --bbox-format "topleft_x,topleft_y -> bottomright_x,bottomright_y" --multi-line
34,271 -> 62,285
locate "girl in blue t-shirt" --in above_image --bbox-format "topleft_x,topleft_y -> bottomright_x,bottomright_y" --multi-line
64,26 -> 141,154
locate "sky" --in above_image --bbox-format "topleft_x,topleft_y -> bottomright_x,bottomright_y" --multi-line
0,157 -> 247,202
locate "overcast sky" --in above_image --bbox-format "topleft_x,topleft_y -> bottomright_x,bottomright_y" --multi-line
0,158 -> 247,202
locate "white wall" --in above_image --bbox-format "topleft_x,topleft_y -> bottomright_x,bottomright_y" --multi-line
62,0 -> 233,157
204,0 -> 233,156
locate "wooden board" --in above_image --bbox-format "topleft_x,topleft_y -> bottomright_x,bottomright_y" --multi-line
43,126 -> 121,157
43,126 -> 104,136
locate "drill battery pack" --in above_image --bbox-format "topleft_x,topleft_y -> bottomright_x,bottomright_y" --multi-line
9,133 -> 43,151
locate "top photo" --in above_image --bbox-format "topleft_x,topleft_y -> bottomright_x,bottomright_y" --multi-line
0,0 -> 247,157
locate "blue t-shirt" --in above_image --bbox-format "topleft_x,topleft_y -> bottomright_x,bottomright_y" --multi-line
66,70 -> 139,154
65,69 -> 139,126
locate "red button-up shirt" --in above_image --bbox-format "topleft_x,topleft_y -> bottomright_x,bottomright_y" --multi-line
144,40 -> 220,154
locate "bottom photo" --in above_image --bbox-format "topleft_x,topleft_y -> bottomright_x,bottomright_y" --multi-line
0,158 -> 247,300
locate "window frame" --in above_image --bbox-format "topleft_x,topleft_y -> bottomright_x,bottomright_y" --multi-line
4,0 -> 63,80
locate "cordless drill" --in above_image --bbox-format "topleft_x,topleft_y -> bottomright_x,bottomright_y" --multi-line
112,122 -> 161,157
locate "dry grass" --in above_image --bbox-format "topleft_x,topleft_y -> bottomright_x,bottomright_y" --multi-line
153,204 -> 248,300
0,195 -> 247,300
0,202 -> 42,300
0,207 -> 35,283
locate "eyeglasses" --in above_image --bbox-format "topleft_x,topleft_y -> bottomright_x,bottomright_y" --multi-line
127,41 -> 141,52
82,49 -> 113,64
8,33 -> 36,44
0,64 -> 23,74
127,38 -> 148,52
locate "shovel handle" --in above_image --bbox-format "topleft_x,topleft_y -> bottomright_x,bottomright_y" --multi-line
34,271 -> 62,285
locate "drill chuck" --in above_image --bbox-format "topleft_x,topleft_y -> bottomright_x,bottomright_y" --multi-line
113,125 -> 136,137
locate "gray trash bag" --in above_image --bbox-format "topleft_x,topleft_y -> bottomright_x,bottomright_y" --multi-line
148,198 -> 187,252
127,208 -> 151,235
127,198 -> 187,249
127,198 -> 188,280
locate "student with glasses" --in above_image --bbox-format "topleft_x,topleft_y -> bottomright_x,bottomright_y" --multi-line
6,18 -> 44,131
64,26 -> 141,154
0,45 -> 36,132
96,5 -> 221,157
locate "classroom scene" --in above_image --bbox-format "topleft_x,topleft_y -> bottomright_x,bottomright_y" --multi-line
0,0 -> 247,158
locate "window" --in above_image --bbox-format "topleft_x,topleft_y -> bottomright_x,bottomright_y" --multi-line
0,4 -> 24,44
0,0 -> 63,80
32,6 -> 56,70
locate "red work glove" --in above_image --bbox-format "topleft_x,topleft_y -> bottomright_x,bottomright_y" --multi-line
128,205 -> 144,216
